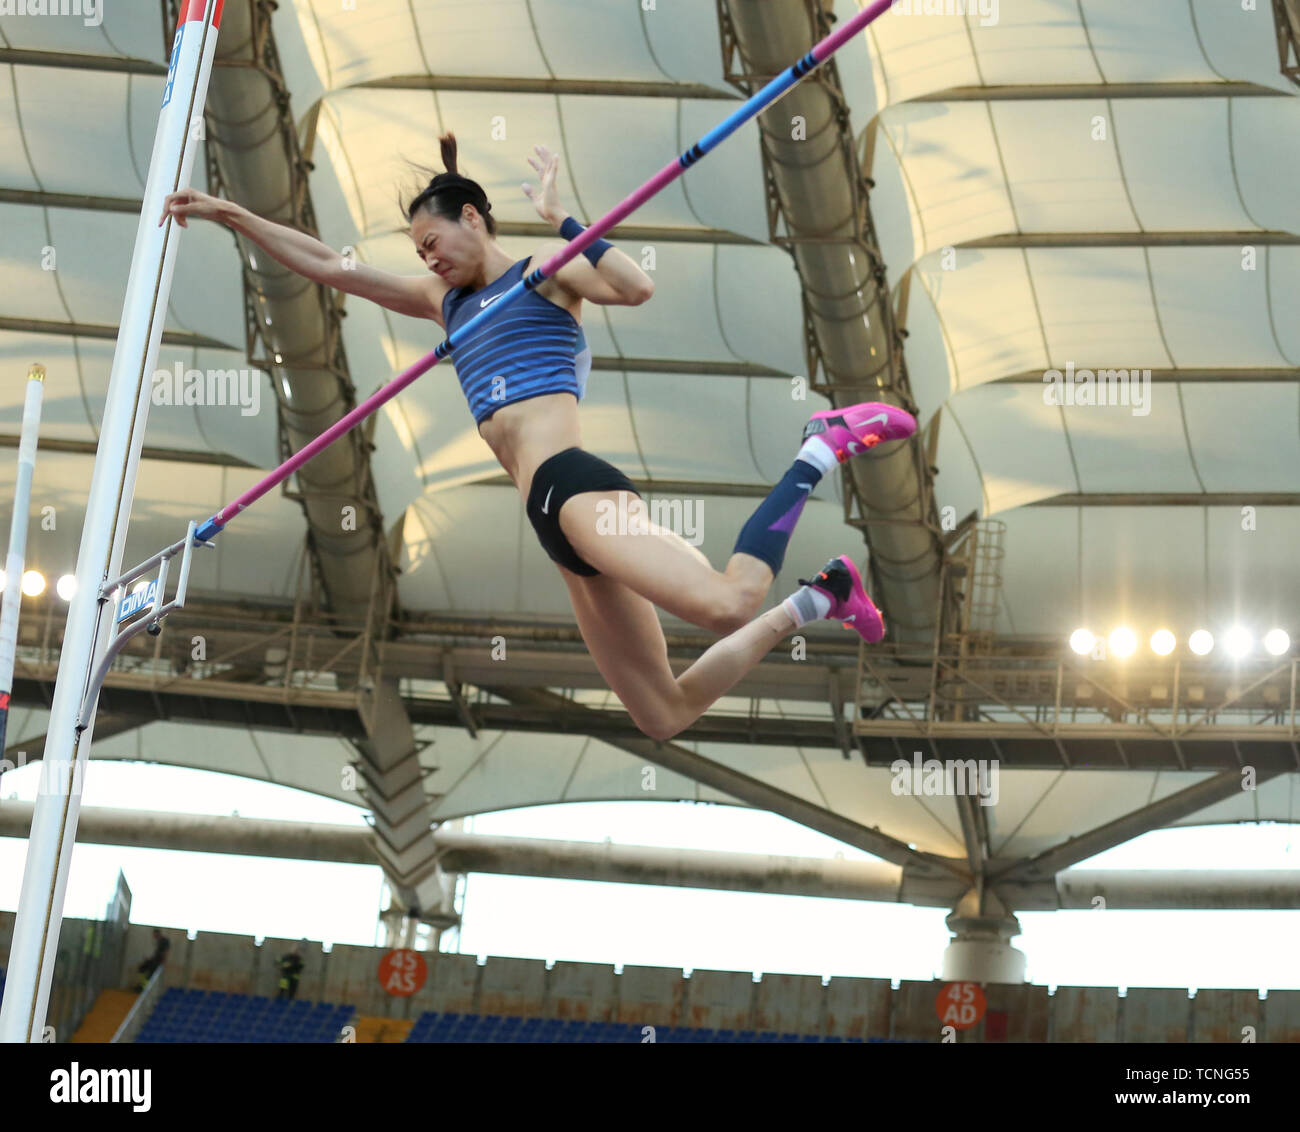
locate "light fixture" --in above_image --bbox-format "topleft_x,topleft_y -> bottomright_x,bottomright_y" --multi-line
56,574 -> 77,601
1069,629 -> 1096,655
1264,629 -> 1290,657
1225,627 -> 1252,659
1188,630 -> 1214,656
21,570 -> 45,597
1150,629 -> 1176,656
1108,627 -> 1137,659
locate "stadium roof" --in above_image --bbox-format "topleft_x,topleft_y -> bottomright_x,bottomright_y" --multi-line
2,1 -> 1298,891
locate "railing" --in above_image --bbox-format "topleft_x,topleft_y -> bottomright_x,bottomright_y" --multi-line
112,965 -> 165,1044
855,652 -> 1300,742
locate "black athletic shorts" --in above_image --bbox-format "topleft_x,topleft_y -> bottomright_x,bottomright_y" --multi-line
526,447 -> 641,576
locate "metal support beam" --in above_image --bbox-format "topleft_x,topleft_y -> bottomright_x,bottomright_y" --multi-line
910,81 -> 1287,101
0,316 -> 232,351
192,0 -> 437,925
202,0 -> 397,621
960,231 -> 1300,249
0,48 -> 165,76
490,220 -> 761,246
0,187 -> 142,214
1028,492 -> 1300,508
349,75 -> 739,100
2,713 -> 149,764
3,803 -> 1296,910
0,433 -> 255,469
991,768 -> 1284,883
588,356 -> 788,378
488,685 -> 963,879
719,0 -> 943,645
1272,0 -> 1300,87
993,367 -> 1300,385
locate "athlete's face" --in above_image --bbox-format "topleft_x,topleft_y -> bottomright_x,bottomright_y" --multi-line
411,206 -> 486,285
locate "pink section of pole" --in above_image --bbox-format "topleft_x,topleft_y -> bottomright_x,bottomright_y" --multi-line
195,0 -> 895,542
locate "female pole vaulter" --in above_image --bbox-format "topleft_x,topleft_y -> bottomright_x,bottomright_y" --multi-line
160,134 -> 915,741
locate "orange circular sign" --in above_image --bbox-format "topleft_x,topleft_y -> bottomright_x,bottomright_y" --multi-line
378,948 -> 428,997
936,981 -> 986,1030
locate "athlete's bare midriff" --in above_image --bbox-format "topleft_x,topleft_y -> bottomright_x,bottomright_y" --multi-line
471,254 -> 584,497
478,391 -> 583,499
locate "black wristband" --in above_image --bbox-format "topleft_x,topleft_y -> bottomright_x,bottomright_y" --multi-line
560,215 -> 613,267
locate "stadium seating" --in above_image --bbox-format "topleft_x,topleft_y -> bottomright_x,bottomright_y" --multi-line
134,987 -> 354,1043
402,1009 -> 927,1043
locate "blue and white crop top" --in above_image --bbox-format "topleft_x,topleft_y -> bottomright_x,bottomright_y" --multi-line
441,258 -> 592,424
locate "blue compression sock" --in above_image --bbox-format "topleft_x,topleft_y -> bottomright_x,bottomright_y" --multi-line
731,459 -> 823,574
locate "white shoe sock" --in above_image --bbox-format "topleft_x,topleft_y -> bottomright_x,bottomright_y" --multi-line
796,435 -> 840,477
781,585 -> 834,628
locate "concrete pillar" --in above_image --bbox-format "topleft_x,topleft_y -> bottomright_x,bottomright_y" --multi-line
941,911 -> 1027,983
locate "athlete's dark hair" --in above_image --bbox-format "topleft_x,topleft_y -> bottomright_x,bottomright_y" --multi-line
402,132 -> 496,236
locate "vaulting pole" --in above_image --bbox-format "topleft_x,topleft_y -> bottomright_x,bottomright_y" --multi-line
0,0 -> 225,1043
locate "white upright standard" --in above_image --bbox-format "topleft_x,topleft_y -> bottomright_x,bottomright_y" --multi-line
0,0 -> 225,1043
0,364 -> 46,757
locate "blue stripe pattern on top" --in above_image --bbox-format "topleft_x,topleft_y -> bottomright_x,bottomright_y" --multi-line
442,258 -> 587,424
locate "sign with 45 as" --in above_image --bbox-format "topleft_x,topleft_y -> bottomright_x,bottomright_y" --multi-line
378,948 -> 427,997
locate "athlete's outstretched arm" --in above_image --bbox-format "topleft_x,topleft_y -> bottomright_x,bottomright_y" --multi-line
522,143 -> 654,307
158,188 -> 447,322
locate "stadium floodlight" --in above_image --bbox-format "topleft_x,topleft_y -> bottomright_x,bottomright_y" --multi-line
1263,629 -> 1290,657
21,570 -> 45,597
56,575 -> 77,601
1188,630 -> 1214,656
1069,629 -> 1096,655
1150,629 -> 1176,656
1224,627 -> 1252,659
1108,627 -> 1137,659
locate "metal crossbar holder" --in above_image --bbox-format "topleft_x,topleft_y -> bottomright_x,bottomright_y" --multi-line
77,521 -> 209,732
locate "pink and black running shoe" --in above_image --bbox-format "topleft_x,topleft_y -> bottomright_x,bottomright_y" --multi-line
802,401 -> 916,463
800,555 -> 885,643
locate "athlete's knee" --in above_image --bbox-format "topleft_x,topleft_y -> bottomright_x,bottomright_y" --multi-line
630,703 -> 687,743
636,715 -> 685,743
705,589 -> 755,636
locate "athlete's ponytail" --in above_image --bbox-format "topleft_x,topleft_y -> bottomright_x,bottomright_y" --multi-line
402,131 -> 496,235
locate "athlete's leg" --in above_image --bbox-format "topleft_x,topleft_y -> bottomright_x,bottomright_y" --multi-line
559,491 -> 771,635
562,568 -> 797,742
558,400 -> 915,635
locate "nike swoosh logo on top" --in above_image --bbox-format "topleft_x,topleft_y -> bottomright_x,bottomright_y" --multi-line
797,482 -> 813,491
843,614 -> 857,622
480,293 -> 503,309
845,441 -> 864,456
541,486 -> 554,514
857,412 -> 890,429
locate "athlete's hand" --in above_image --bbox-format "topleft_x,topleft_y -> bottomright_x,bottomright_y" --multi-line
522,143 -> 563,225
158,187 -> 228,228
